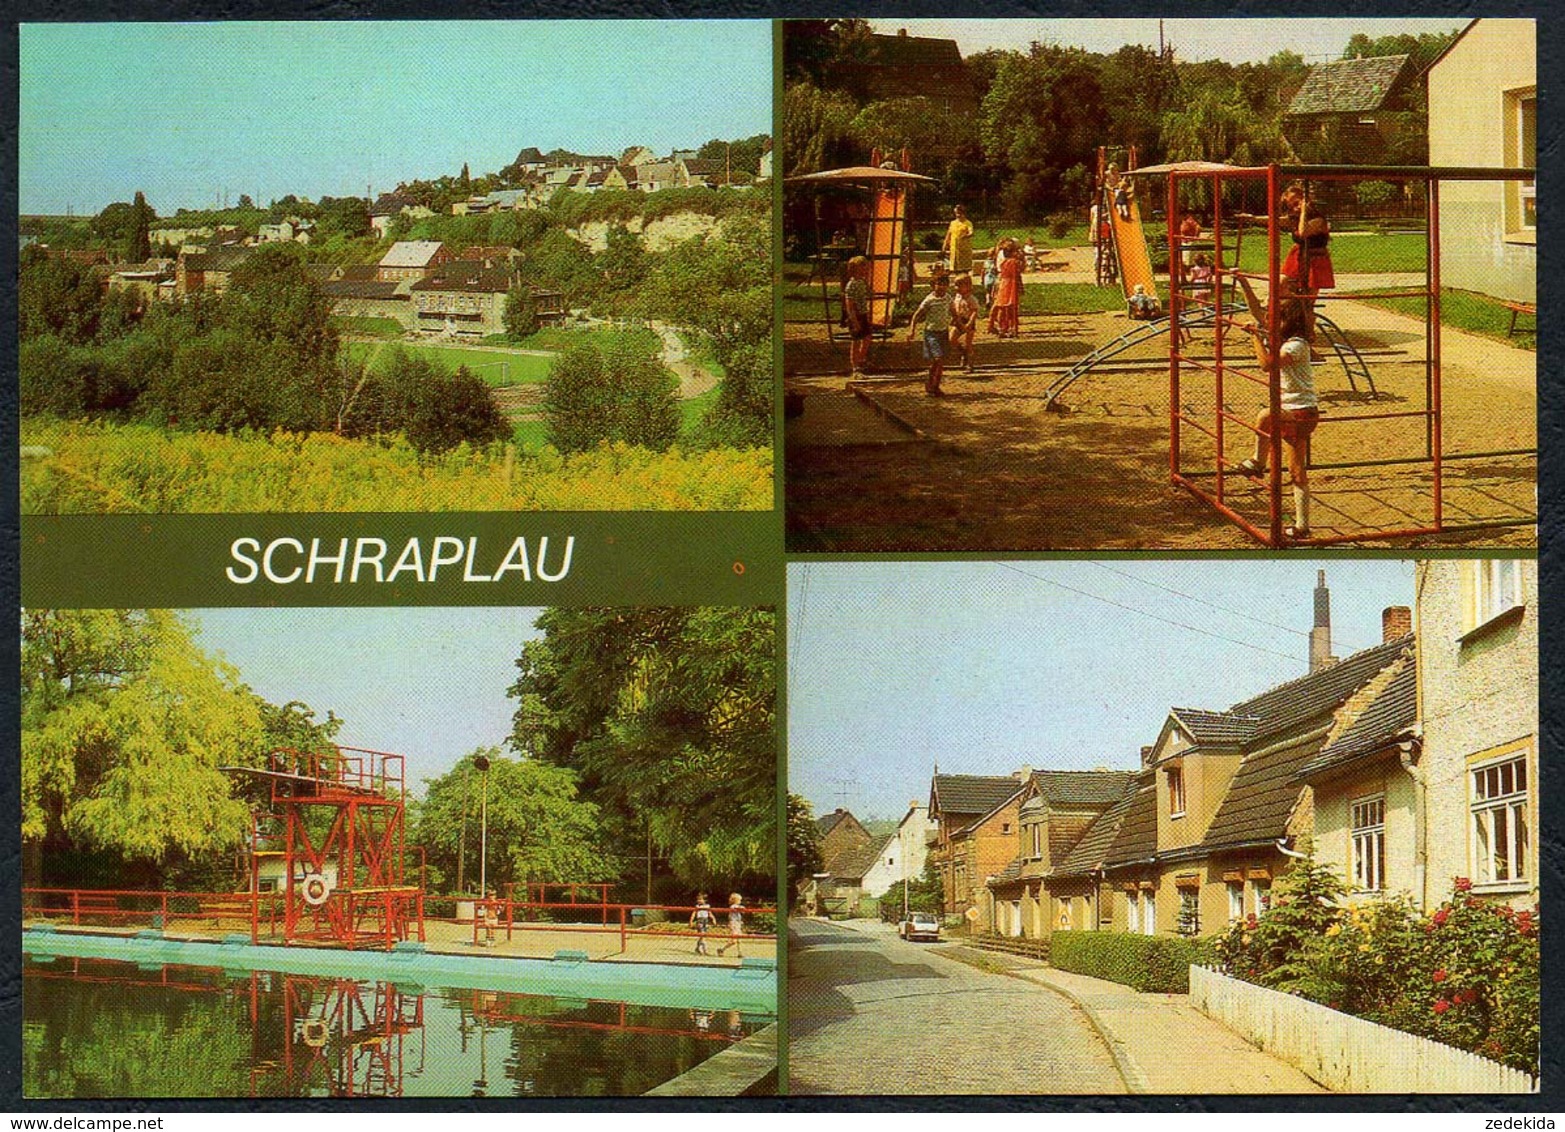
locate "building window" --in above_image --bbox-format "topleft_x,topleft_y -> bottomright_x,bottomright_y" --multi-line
1125,891 -> 1139,933
1227,881 -> 1245,922
1506,88 -> 1537,234
1351,794 -> 1387,892
1058,896 -> 1074,931
1140,889 -> 1156,936
1167,766 -> 1186,817
1471,753 -> 1530,887
1466,560 -> 1523,633
1030,823 -> 1042,859
1251,878 -> 1271,917
1176,887 -> 1201,937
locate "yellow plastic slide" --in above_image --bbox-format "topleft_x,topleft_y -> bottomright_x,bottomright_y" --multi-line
1108,190 -> 1156,304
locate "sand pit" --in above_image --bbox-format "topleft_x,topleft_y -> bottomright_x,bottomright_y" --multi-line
784,300 -> 1535,551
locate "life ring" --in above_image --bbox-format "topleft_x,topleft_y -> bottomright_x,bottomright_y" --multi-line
301,1018 -> 328,1048
301,873 -> 332,907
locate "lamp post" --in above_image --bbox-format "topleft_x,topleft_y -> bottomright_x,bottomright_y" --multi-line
474,754 -> 491,903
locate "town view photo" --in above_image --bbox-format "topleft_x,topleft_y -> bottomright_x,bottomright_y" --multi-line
788,559 -> 1538,1094
19,21 -> 774,513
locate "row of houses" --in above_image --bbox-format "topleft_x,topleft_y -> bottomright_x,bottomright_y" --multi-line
926,560 -> 1536,941
93,237 -> 563,338
802,804 -> 933,919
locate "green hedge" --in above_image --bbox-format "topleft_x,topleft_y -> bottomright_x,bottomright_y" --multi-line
1049,931 -> 1212,994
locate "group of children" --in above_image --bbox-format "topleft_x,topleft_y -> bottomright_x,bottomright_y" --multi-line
688,891 -> 748,958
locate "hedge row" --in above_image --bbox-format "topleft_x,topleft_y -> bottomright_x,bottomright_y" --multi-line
1049,931 -> 1213,994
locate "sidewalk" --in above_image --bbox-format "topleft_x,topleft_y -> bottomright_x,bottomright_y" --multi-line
940,945 -> 1325,1094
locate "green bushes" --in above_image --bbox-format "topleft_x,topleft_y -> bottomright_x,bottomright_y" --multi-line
1050,931 -> 1212,993
542,341 -> 681,455
1214,869 -> 1539,1077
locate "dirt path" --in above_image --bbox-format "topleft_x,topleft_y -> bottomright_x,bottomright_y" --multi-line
785,297 -> 1535,551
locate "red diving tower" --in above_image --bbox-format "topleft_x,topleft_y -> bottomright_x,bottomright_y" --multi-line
228,746 -> 425,950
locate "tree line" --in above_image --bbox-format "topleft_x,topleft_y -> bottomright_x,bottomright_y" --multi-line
23,607 -> 778,903
784,20 -> 1457,220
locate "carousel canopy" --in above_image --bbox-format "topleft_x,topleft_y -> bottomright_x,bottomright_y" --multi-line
785,166 -> 937,184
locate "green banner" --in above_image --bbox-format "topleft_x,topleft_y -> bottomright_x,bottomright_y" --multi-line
22,513 -> 781,607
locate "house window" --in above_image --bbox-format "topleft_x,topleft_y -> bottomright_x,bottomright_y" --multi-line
1471,752 -> 1530,887
1125,891 -> 1139,933
1140,889 -> 1156,936
1030,823 -> 1042,859
1227,881 -> 1245,922
1167,766 -> 1186,817
1177,887 -> 1201,937
1251,878 -> 1271,917
1002,823 -> 1011,835
1506,88 -> 1537,233
1058,896 -> 1074,931
1351,794 -> 1387,892
1466,560 -> 1523,633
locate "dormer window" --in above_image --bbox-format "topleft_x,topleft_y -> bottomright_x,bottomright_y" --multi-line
1030,822 -> 1042,859
1167,765 -> 1186,818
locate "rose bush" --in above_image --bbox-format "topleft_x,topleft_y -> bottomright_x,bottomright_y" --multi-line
1214,863 -> 1538,1077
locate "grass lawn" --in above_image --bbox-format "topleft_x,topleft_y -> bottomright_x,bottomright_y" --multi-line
1357,288 -> 1536,351
1021,282 -> 1125,315
511,325 -> 661,356
511,418 -> 550,452
331,315 -> 406,339
342,340 -> 556,387
1227,231 -> 1427,275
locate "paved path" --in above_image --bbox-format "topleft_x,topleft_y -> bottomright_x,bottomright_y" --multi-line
788,918 -> 1124,1095
940,944 -> 1326,1094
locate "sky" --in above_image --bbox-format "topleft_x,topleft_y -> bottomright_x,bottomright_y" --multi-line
868,18 -> 1469,67
788,559 -> 1416,821
19,21 -> 773,216
191,607 -> 547,793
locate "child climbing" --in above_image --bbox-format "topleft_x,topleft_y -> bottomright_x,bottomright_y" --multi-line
1234,296 -> 1319,540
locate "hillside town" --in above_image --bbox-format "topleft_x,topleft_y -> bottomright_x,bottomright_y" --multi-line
791,559 -> 1538,1093
23,140 -> 773,339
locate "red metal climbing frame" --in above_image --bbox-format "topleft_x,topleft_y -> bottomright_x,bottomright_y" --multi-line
1166,162 -> 1537,547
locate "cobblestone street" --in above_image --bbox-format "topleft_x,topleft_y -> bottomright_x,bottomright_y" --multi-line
788,918 -> 1125,1095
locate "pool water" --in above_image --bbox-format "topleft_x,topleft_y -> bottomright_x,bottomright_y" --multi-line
23,956 -> 770,1098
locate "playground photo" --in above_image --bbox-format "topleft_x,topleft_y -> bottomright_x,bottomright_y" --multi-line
21,607 -> 778,1098
782,19 -> 1535,551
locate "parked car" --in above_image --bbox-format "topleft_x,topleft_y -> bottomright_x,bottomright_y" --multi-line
899,912 -> 941,942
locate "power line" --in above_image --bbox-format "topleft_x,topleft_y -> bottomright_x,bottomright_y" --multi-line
993,562 -> 1302,663
1084,561 -> 1372,653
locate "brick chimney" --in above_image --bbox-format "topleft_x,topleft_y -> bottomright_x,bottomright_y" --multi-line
1382,605 -> 1412,642
1310,570 -> 1339,673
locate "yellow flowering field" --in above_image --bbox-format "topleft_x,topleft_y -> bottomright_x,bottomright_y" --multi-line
20,420 -> 773,513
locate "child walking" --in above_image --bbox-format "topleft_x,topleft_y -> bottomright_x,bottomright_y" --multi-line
1234,297 -> 1319,540
841,255 -> 872,377
949,273 -> 979,372
690,892 -> 714,956
716,892 -> 746,958
907,266 -> 954,396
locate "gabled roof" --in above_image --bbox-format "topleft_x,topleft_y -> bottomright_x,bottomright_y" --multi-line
828,835 -> 893,883
379,241 -> 448,269
370,192 -> 420,217
816,809 -> 854,837
409,266 -> 512,294
1030,769 -> 1137,807
1286,55 -> 1412,116
1168,708 -> 1260,748
181,245 -> 252,272
1102,775 -> 1158,868
931,774 -> 1021,816
1229,635 -> 1411,743
1296,658 -> 1417,782
1202,638 -> 1413,849
1054,780 -> 1141,877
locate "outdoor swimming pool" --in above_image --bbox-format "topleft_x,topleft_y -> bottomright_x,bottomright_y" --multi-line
23,955 -> 773,1098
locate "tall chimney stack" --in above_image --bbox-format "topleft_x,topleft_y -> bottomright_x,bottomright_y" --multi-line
1309,570 -> 1338,673
1382,605 -> 1412,642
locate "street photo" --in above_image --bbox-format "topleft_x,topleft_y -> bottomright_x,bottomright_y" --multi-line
21,606 -> 778,1097
787,559 -> 1537,1093
19,21 -> 773,513
782,19 -> 1535,550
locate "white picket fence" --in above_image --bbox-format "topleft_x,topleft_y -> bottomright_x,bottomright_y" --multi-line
1189,965 -> 1535,1093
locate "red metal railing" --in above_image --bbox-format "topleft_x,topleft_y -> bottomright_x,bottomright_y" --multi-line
467,900 -> 778,954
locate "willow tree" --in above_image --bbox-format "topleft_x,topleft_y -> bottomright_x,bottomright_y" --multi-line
21,609 -> 260,886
